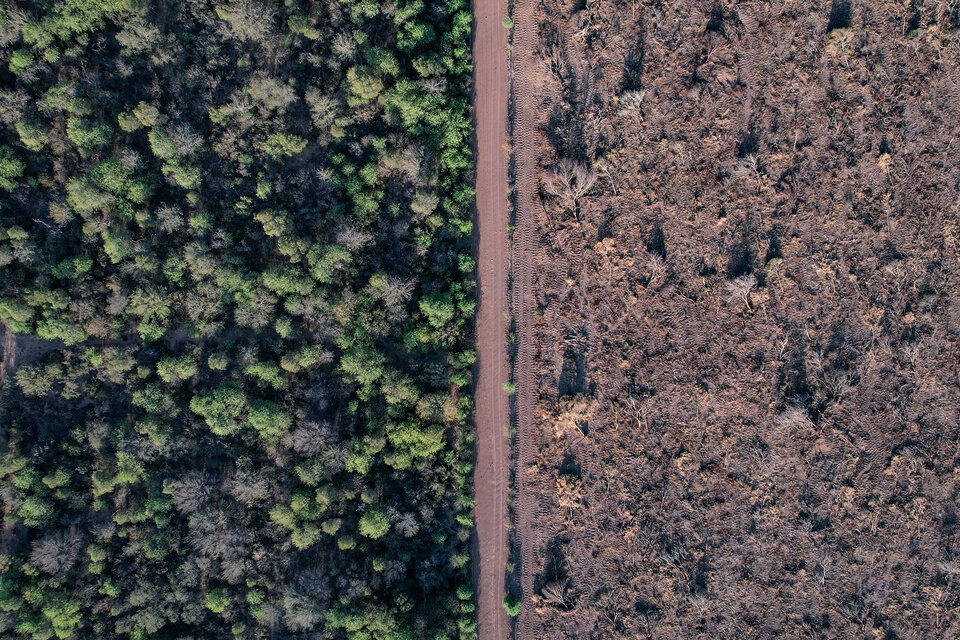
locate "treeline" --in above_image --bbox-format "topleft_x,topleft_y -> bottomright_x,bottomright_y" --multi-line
0,0 -> 476,639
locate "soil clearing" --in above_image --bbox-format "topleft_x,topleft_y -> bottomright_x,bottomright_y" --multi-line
503,0 -> 960,637
472,0 -> 511,636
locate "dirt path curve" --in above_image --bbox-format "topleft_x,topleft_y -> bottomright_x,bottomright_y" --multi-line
472,0 -> 510,636
509,0 -> 540,637
1,329 -> 15,381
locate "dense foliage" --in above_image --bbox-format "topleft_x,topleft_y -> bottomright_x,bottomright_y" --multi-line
0,0 -> 476,638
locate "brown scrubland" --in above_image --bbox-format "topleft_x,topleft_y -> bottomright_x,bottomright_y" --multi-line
510,1 -> 960,638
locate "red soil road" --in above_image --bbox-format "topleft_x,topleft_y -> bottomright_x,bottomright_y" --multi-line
472,0 -> 510,637
1,329 -> 15,381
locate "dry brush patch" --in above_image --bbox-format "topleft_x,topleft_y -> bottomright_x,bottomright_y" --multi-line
518,0 -> 960,638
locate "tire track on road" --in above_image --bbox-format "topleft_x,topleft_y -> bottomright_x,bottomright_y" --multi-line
510,0 -> 541,638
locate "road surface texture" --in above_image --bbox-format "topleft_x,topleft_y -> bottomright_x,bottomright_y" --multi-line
472,0 -> 510,637
1,329 -> 14,381
0,329 -> 55,382
509,0 -> 540,637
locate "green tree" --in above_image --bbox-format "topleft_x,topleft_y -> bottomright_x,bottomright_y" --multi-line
157,355 -> 198,384
19,495 -> 55,526
244,362 -> 284,390
133,102 -> 161,127
162,160 -> 201,189
15,122 -> 50,151
51,255 -> 93,279
247,400 -> 292,443
89,158 -> 131,195
346,66 -> 383,103
0,146 -> 25,191
419,291 -> 455,328
262,132 -> 307,159
66,118 -> 112,155
307,244 -> 353,283
148,127 -> 177,159
190,383 -> 247,436
42,593 -> 83,639
205,588 -> 230,614
288,15 -> 320,39
0,298 -> 34,333
9,49 -> 34,75
340,346 -> 386,391
358,507 -> 390,539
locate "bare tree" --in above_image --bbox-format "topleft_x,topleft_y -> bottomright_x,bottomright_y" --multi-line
172,472 -> 215,514
724,274 -> 756,310
547,158 -> 597,219
645,251 -> 667,289
775,405 -> 813,429
618,89 -> 645,120
30,530 -> 81,574
540,42 -> 567,80
540,579 -> 569,607
687,593 -> 710,620
734,154 -> 764,194
595,157 -> 620,195
249,73 -> 297,112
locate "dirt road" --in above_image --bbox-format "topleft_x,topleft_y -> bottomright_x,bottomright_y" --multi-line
1,329 -> 14,381
472,0 -> 510,637
509,0 -> 540,637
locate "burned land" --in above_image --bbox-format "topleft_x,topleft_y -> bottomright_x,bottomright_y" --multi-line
511,0 -> 960,638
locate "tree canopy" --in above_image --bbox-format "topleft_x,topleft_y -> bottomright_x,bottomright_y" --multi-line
0,0 -> 476,638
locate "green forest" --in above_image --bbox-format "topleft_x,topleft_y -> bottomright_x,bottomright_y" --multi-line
0,0 -> 476,638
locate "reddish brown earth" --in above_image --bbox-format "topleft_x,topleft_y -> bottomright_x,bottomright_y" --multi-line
472,0 -> 511,636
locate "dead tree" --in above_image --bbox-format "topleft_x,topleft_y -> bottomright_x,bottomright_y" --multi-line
724,274 -> 756,310
547,158 -> 597,221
